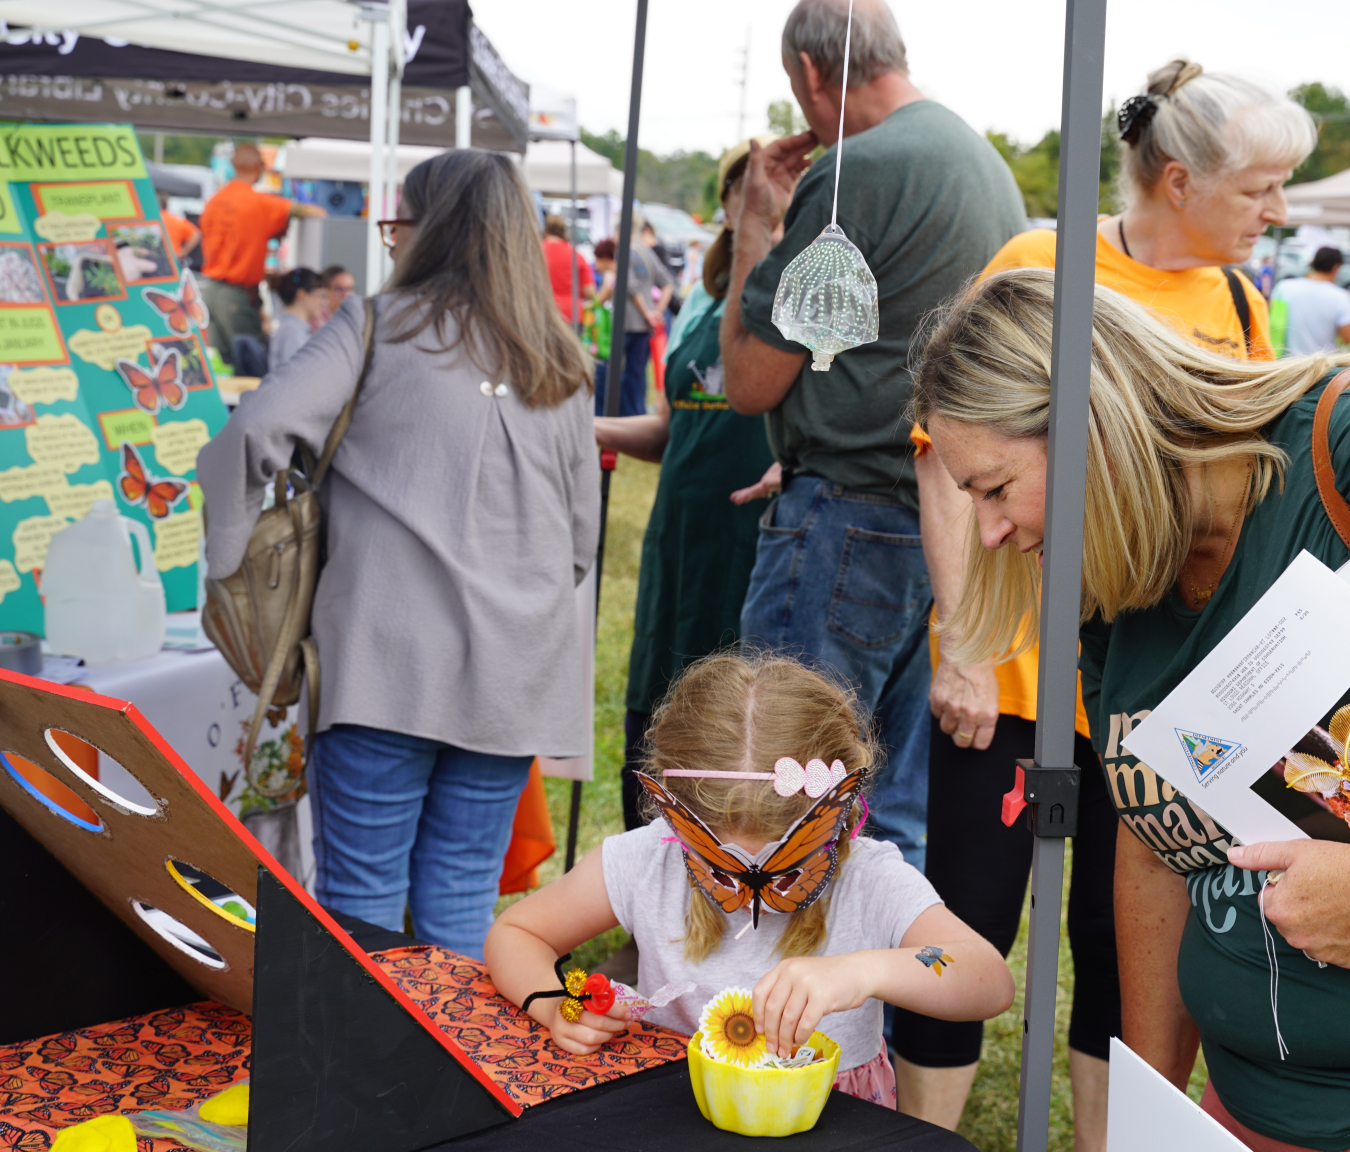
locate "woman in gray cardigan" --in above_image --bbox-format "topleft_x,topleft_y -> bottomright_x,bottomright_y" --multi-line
198,151 -> 599,959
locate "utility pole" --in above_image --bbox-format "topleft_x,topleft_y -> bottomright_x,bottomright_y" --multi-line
736,27 -> 751,143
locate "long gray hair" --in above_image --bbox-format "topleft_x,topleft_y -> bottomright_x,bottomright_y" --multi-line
386,149 -> 591,409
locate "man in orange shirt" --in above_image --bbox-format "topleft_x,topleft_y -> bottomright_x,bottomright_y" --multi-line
157,194 -> 200,262
199,143 -> 324,366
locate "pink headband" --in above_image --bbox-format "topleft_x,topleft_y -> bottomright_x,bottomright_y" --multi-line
663,757 -> 848,799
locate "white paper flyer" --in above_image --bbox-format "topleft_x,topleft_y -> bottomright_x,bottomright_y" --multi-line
1121,550 -> 1350,845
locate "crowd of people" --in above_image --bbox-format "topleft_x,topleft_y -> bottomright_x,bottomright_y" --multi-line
195,1 -> 1350,1148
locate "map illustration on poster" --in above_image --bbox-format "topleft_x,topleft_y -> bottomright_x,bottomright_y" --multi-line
0,121 -> 226,634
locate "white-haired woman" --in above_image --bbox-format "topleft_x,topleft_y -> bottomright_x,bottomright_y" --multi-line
905,61 -> 1317,1145
913,267 -> 1350,1152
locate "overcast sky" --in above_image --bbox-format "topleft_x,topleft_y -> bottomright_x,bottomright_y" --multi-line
473,0 -> 1350,157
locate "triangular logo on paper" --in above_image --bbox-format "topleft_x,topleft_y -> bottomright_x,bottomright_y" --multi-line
1174,729 -> 1244,783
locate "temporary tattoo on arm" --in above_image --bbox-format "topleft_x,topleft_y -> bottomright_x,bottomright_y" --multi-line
915,945 -> 955,975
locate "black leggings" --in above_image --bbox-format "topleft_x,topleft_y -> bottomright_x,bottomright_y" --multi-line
621,709 -> 654,832
891,716 -> 1121,1066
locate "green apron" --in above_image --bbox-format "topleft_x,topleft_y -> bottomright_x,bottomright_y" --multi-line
625,297 -> 775,713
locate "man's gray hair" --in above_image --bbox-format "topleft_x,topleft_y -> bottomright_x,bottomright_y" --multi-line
782,0 -> 907,88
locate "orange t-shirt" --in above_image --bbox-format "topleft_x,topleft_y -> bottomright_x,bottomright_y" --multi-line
918,226 -> 1276,739
160,211 -> 199,259
199,181 -> 292,287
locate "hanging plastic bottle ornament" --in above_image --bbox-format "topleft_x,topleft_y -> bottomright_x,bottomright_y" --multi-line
768,0 -> 877,372
771,224 -> 878,371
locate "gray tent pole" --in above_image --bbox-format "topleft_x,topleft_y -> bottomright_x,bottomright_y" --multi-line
571,138 -> 581,334
1015,0 -> 1107,1148
566,0 -> 648,874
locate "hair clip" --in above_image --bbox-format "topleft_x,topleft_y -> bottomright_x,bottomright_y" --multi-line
663,757 -> 851,798
1117,94 -> 1161,145
521,953 -> 615,1022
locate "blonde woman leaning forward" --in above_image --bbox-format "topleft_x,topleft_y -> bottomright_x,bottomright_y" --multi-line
912,267 -> 1350,1152
901,60 -> 1316,1148
199,151 -> 598,962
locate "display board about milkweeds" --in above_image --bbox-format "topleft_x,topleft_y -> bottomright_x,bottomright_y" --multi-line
0,122 -> 226,634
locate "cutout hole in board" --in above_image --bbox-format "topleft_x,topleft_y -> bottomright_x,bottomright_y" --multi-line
166,859 -> 256,932
1,750 -> 103,831
131,899 -> 227,969
45,727 -> 160,816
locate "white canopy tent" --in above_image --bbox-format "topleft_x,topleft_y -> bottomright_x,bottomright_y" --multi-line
278,136 -> 621,198
0,0 -> 414,293
1284,168 -> 1350,228
525,140 -> 623,197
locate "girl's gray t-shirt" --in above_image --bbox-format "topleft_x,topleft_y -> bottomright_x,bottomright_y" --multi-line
601,817 -> 941,1070
269,310 -> 313,372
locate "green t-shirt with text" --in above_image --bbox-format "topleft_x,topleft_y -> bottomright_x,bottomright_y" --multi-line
740,100 -> 1025,500
1079,375 -> 1350,1150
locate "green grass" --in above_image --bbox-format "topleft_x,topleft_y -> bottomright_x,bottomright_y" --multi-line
504,458 -> 1209,1148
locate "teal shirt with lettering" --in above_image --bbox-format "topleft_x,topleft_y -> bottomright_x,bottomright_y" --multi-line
1079,373 -> 1350,1150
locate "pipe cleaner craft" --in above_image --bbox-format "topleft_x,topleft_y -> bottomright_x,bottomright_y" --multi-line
769,0 -> 879,371
635,767 -> 864,930
522,953 -> 615,1023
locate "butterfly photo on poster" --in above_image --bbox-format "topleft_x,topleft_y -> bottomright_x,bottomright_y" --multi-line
118,442 -> 188,520
142,268 -> 209,336
115,348 -> 186,415
636,768 -> 864,929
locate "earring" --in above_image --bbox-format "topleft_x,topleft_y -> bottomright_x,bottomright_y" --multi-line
1175,199 -> 1186,209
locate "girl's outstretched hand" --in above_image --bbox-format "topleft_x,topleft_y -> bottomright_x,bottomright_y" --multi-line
752,954 -> 874,1058
533,996 -> 632,1057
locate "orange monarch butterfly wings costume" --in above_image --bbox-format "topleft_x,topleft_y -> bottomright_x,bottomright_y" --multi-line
635,769 -> 864,929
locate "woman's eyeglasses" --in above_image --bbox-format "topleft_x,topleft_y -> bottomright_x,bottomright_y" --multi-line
378,219 -> 417,250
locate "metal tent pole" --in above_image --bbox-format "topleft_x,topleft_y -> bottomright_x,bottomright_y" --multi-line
1015,0 -> 1107,1147
456,85 -> 472,150
566,0 -> 648,874
382,0 -> 405,288
571,138 -> 580,334
361,3 -> 390,297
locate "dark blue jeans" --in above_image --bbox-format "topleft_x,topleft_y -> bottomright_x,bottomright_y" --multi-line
739,477 -> 933,871
309,724 -> 532,959
594,331 -> 651,417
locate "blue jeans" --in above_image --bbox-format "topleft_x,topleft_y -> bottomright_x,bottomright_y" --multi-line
594,331 -> 651,417
309,725 -> 532,959
740,477 -> 933,871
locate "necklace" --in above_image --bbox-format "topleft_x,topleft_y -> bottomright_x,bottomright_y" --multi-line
1189,471 -> 1251,605
1118,218 -> 1133,260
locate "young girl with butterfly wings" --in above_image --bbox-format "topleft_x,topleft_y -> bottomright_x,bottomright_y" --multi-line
487,654 -> 1014,1106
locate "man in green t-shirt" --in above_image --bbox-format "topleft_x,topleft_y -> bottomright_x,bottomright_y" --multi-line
720,1 -> 1024,876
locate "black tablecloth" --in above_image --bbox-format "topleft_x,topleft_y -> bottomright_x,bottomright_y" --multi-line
436,1057 -> 976,1151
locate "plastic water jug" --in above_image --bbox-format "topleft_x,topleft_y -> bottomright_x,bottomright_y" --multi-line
43,500 -> 166,664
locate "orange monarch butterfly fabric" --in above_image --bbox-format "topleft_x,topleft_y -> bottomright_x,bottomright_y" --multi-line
0,947 -> 686,1146
636,769 -> 865,929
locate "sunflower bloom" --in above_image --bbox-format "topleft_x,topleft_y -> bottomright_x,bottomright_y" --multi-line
699,987 -> 767,1068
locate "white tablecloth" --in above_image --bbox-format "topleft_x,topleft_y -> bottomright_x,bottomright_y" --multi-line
78,649 -> 314,888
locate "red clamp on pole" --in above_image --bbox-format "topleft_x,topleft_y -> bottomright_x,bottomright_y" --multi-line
1001,763 -> 1027,827
600,449 -> 618,471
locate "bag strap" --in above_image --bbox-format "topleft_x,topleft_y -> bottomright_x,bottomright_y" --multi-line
1222,266 -> 1253,358
1312,368 -> 1350,550
243,496 -> 314,797
306,297 -> 377,487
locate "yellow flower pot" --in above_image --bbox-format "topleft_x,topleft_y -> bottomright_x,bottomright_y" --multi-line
687,1030 -> 840,1137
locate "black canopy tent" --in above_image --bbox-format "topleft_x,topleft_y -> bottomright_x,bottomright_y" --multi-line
0,0 -> 529,152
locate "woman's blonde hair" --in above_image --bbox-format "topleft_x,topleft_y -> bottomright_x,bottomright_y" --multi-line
641,652 -> 874,963
1119,59 -> 1316,204
386,149 -> 592,409
910,268 -> 1349,662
